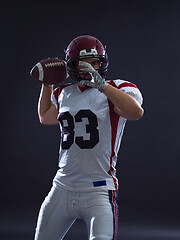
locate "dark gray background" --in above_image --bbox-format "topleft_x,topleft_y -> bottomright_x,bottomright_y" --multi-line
1,0 -> 180,239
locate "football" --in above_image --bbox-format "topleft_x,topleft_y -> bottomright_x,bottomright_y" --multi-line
30,58 -> 67,85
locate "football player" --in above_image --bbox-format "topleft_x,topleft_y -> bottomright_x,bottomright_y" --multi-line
34,35 -> 144,240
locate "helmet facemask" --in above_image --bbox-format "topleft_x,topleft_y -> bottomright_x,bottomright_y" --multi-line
66,54 -> 108,82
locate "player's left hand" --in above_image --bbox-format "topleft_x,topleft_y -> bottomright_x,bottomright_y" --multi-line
79,61 -> 108,92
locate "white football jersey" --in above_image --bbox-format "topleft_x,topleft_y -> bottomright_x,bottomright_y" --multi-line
51,79 -> 143,192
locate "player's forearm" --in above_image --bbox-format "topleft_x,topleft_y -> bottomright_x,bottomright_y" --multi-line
38,85 -> 53,121
103,84 -> 144,120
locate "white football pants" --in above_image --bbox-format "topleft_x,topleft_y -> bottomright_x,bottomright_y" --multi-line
34,184 -> 118,240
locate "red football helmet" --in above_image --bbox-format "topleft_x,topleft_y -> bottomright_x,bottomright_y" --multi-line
65,35 -> 109,81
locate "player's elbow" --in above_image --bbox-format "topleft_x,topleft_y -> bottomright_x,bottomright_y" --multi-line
38,112 -> 48,125
132,106 -> 144,120
38,114 -> 59,125
39,115 -> 48,125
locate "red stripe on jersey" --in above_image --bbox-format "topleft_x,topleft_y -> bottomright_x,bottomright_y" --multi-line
107,80 -> 137,190
118,82 -> 138,89
107,80 -> 138,90
107,80 -> 138,190
108,80 -> 118,89
107,95 -> 120,191
53,87 -> 61,110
